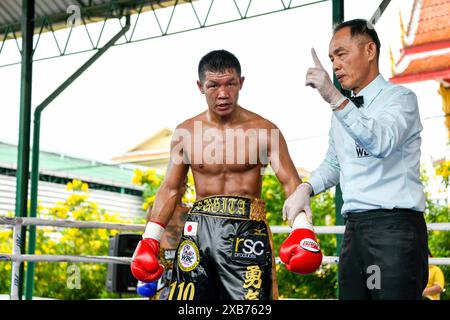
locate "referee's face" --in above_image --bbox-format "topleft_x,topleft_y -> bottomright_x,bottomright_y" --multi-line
329,27 -> 375,94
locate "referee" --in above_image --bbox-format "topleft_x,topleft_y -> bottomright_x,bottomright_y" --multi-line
283,19 -> 428,299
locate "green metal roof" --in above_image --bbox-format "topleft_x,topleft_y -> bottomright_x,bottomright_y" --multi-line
0,0 -> 187,39
0,141 -> 140,189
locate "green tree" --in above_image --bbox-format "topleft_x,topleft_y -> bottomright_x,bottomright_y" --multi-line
0,180 -> 141,299
0,212 -> 13,293
425,162 -> 450,299
132,168 -> 196,210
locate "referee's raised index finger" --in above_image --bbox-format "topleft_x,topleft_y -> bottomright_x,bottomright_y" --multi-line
311,48 -> 324,69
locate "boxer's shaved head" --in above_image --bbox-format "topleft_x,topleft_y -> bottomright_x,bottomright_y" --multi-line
198,50 -> 241,84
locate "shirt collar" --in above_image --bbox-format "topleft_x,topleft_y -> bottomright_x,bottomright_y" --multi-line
352,74 -> 387,107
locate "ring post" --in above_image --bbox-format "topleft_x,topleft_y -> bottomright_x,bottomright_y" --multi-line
10,222 -> 23,300
24,15 -> 131,301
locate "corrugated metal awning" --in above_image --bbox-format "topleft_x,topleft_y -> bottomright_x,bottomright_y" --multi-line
0,0 -> 187,39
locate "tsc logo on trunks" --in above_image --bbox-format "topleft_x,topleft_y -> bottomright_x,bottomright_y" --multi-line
232,235 -> 267,264
300,238 -> 320,253
355,141 -> 370,158
178,240 -> 200,272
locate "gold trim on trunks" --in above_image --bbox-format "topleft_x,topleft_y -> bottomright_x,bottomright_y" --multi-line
190,195 -> 266,221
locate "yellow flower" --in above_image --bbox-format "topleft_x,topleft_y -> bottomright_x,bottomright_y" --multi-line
187,173 -> 194,185
146,195 -> 156,205
66,194 -> 88,207
81,183 -> 89,192
90,210 -> 100,220
132,169 -> 143,185
97,229 -> 107,239
66,179 -> 89,192
143,169 -> 162,186
74,180 -> 82,189
435,160 -> 450,177
72,208 -> 85,220
142,195 -> 155,211
56,206 -> 69,219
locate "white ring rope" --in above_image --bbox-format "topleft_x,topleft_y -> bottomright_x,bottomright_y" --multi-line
0,216 -> 144,231
1,216 -> 449,267
271,223 -> 450,234
0,254 -> 131,264
1,215 -> 450,300
2,217 -> 450,233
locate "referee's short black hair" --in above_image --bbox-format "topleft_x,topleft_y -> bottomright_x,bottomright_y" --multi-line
333,19 -> 381,63
198,50 -> 241,84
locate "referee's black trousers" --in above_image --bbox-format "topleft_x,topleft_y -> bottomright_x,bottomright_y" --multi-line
338,209 -> 429,300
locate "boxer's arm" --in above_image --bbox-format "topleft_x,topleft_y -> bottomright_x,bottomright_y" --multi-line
268,124 -> 301,197
148,127 -> 189,226
145,187 -> 187,221
131,126 -> 189,283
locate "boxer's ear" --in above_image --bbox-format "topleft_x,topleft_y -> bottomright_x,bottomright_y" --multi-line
239,76 -> 245,89
197,80 -> 205,94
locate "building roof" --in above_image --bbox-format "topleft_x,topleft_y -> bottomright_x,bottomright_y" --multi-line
0,141 -> 141,190
111,128 -> 172,169
390,0 -> 450,84
391,52 -> 450,83
0,0 -> 186,40
128,127 -> 172,152
406,0 -> 450,47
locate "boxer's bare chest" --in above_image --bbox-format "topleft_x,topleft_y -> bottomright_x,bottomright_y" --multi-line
183,121 -> 270,175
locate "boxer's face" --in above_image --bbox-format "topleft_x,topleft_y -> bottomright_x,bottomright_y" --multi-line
197,68 -> 244,117
329,27 -> 374,94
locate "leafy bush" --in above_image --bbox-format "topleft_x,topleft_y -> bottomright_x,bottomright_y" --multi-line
0,180 -> 140,299
425,160 -> 450,299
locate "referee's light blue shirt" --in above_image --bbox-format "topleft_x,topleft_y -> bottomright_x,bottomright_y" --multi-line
308,74 -> 426,216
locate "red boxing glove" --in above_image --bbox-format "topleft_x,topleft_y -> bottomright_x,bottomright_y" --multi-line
279,212 -> 323,274
130,221 -> 165,283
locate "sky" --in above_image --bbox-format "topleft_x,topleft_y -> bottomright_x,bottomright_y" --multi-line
0,0 -> 448,180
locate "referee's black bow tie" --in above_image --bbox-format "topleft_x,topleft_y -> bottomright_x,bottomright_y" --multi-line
349,96 -> 364,108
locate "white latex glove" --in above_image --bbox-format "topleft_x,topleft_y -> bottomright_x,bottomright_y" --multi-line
283,183 -> 313,227
305,48 -> 346,109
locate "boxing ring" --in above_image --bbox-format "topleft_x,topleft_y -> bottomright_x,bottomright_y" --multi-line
1,215 -> 449,300
0,0 -> 397,301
